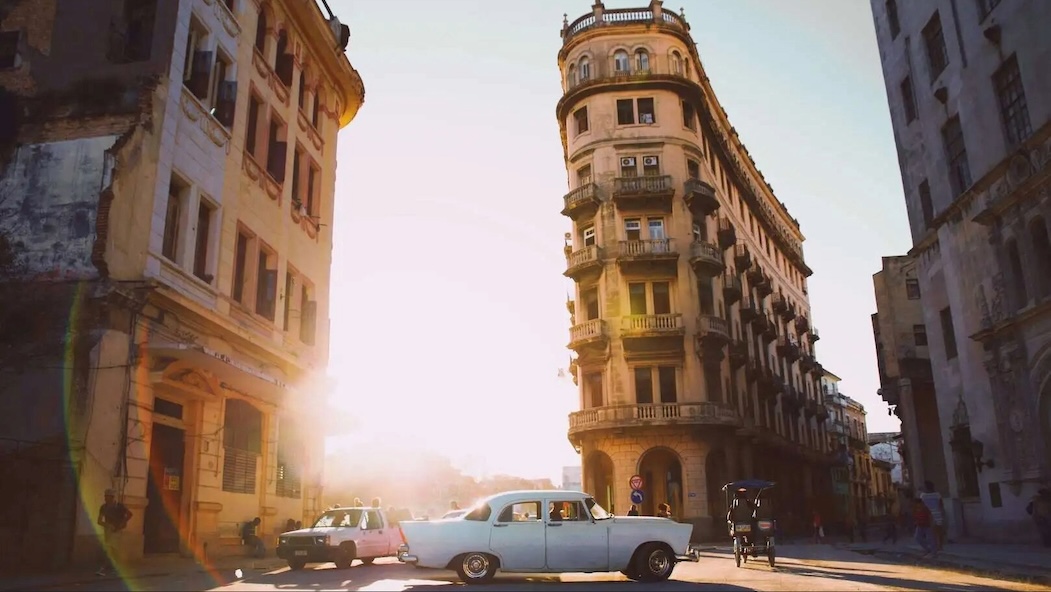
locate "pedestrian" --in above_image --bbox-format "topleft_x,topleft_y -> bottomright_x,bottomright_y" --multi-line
858,511 -> 868,543
241,517 -> 265,558
656,502 -> 672,518
1026,488 -> 1051,547
882,511 -> 898,545
450,500 -> 460,511
353,497 -> 363,506
96,488 -> 132,576
371,497 -> 381,508
812,510 -> 824,544
919,481 -> 946,552
911,497 -> 936,557
627,504 -> 640,516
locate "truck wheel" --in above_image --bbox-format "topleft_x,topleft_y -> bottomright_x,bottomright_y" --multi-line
456,552 -> 496,585
360,558 -> 375,565
334,544 -> 356,569
636,543 -> 674,582
288,559 -> 307,571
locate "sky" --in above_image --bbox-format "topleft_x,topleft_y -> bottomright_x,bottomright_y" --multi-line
323,0 -> 913,484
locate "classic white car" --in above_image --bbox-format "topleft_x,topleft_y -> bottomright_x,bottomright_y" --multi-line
397,490 -> 699,584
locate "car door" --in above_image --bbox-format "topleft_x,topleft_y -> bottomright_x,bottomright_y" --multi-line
544,498 -> 609,572
489,500 -> 545,571
360,510 -> 386,557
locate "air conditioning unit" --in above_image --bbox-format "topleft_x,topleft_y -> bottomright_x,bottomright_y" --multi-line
620,157 -> 636,167
643,156 -> 658,166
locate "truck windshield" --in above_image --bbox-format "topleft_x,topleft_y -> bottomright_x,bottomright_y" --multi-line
584,497 -> 611,520
312,509 -> 363,528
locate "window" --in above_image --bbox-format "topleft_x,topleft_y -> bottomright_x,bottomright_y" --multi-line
977,0 -> 1001,20
922,12 -> 948,82
1029,218 -> 1051,299
918,180 -> 934,228
283,271 -> 294,330
637,98 -> 655,124
993,56 -> 1032,147
255,246 -> 277,321
162,175 -> 188,262
497,501 -> 541,522
232,229 -> 250,303
913,324 -> 928,346
652,281 -> 670,314
183,17 -> 212,101
687,159 -> 700,180
254,8 -> 267,53
658,366 -> 676,403
311,88 -> 321,128
940,306 -> 958,360
585,373 -> 603,408
579,57 -> 590,81
363,510 -> 383,530
274,30 -> 293,87
582,225 -> 596,247
208,48 -> 232,111
266,115 -> 288,182
682,100 -> 696,130
1006,239 -> 1027,309
306,162 -> 319,217
291,145 -> 303,209
670,50 -> 682,75
634,367 -> 653,404
567,64 -> 577,87
297,71 -> 307,110
942,117 -> 971,197
549,500 -> 587,521
222,399 -> 262,494
245,92 -> 262,157
107,0 -> 156,63
634,49 -> 649,72
634,366 -> 677,404
613,50 -> 629,73
624,219 -> 641,241
300,282 -> 317,345
192,199 -> 215,282
628,282 -> 646,314
905,278 -> 921,299
577,165 -> 592,186
582,288 -> 599,320
275,418 -> 302,499
0,31 -> 17,69
620,156 -> 638,177
642,155 -> 660,176
887,0 -> 900,38
616,99 -> 635,125
574,106 -> 589,135
900,76 -> 917,123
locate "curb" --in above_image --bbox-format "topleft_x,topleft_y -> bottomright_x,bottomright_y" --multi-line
6,560 -> 287,592
843,545 -> 1051,586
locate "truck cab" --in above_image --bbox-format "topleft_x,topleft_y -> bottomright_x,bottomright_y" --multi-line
276,506 -> 403,570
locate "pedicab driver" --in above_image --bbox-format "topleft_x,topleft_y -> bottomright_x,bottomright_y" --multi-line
727,488 -> 758,536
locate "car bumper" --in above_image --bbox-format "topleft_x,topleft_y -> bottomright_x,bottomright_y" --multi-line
675,545 -> 702,563
276,544 -> 334,562
397,544 -> 418,564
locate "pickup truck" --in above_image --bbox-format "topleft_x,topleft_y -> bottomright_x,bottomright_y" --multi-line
276,506 -> 404,570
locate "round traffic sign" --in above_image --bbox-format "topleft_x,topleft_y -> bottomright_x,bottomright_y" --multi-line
630,489 -> 644,504
629,474 -> 644,490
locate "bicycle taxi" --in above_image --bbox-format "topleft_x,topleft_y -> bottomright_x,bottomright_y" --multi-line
722,479 -> 776,567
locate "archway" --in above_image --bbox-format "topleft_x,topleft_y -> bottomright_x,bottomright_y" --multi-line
638,447 -> 683,517
706,449 -> 728,530
584,451 -> 614,513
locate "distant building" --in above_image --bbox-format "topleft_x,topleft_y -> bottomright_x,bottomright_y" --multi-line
868,432 -> 905,485
562,466 -> 583,491
822,371 -> 875,526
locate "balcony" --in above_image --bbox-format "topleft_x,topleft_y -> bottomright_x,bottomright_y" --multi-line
622,313 -> 684,337
776,336 -> 801,362
683,178 -> 719,217
781,386 -> 802,411
561,183 -> 601,219
745,360 -> 760,383
722,271 -> 742,305
688,240 -> 724,277
799,352 -> 816,372
696,314 -> 730,351
728,340 -> 748,369
756,273 -> 773,297
613,175 -> 674,211
781,303 -> 797,322
616,239 -> 679,277
804,398 -> 819,418
757,369 -> 784,399
567,401 -> 740,441
568,319 -> 608,352
810,361 -> 825,377
795,315 -> 810,334
717,217 -> 736,250
734,244 -> 752,271
746,262 -> 764,286
816,404 -> 829,423
808,327 -> 821,343
759,313 -> 778,343
771,293 -> 788,315
739,297 -> 760,323
564,245 -> 603,280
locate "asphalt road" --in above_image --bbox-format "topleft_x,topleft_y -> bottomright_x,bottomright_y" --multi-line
44,544 -> 1043,591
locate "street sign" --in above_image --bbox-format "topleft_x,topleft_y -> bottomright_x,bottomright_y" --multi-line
630,489 -> 644,504
629,474 -> 644,490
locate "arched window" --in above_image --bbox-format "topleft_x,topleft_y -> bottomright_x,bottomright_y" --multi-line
578,57 -> 590,81
567,64 -> 577,87
634,49 -> 649,72
255,9 -> 268,53
613,50 -> 629,73
1007,239 -> 1027,309
297,70 -> 307,109
1029,217 -> 1051,298
670,51 -> 682,75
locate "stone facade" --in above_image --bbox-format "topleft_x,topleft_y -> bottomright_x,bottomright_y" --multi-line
822,372 -> 875,530
869,0 -> 1051,542
558,1 -> 834,541
0,0 -> 363,571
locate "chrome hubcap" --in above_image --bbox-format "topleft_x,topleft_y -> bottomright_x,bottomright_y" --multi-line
463,554 -> 489,578
648,550 -> 671,575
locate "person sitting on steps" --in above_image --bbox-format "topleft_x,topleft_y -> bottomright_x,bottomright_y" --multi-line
241,517 -> 265,558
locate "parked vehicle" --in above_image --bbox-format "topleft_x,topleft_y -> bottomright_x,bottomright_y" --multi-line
722,479 -> 777,568
397,489 -> 700,585
276,506 -> 404,571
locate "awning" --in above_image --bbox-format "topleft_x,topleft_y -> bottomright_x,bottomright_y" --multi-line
148,341 -> 297,406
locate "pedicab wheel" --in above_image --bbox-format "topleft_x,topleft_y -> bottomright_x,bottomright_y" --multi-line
768,546 -> 776,567
733,539 -> 741,568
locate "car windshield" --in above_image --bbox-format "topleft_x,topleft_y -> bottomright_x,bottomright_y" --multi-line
584,497 -> 611,520
312,509 -> 362,528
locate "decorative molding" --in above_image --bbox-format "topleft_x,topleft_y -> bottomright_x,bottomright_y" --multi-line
180,88 -> 230,148
215,0 -> 241,37
242,152 -> 262,181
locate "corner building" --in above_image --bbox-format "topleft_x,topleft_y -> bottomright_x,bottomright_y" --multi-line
559,1 -> 831,539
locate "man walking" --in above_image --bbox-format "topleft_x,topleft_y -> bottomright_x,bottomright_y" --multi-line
96,488 -> 132,576
919,481 -> 946,551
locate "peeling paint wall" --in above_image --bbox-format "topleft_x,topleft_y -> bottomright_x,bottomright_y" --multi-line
0,135 -> 117,278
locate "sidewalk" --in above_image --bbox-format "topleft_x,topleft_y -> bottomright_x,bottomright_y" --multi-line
837,539 -> 1051,585
0,554 -> 287,592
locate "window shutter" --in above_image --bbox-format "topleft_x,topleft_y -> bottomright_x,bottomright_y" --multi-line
301,300 -> 317,345
268,141 -> 287,183
276,53 -> 294,87
216,80 -> 237,127
106,19 -> 128,63
263,269 -> 278,319
189,50 -> 214,99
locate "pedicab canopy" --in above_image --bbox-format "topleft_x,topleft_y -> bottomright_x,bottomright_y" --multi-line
721,479 -> 776,492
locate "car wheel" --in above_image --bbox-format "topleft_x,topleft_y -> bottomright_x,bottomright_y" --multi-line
360,557 -> 375,565
288,559 -> 307,571
456,552 -> 496,585
620,568 -> 642,581
334,544 -> 356,569
636,543 -> 674,583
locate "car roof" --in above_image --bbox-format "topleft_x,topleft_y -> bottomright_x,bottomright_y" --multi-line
480,490 -> 589,507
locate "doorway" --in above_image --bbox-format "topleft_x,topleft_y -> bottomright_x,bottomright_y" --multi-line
144,423 -> 185,554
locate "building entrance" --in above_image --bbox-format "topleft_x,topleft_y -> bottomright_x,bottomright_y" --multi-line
144,423 -> 185,554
